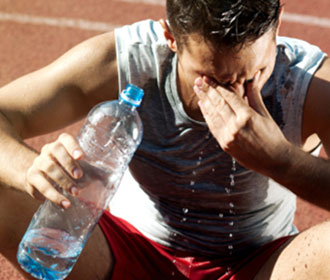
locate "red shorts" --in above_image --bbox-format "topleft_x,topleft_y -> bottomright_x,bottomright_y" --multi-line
98,211 -> 292,280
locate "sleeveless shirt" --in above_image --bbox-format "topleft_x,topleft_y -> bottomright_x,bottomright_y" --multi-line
110,20 -> 326,261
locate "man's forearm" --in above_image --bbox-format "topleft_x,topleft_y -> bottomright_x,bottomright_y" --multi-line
268,144 -> 330,211
0,115 -> 38,192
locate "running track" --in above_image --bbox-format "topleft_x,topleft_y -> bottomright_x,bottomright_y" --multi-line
0,0 -> 329,279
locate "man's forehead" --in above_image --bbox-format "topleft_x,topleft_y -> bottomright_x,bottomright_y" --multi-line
184,30 -> 275,64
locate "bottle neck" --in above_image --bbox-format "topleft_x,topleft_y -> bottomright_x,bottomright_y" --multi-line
118,99 -> 137,111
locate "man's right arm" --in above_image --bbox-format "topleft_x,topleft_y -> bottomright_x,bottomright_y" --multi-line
0,31 -> 119,204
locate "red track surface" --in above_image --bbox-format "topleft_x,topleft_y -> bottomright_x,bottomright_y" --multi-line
0,1 -> 329,279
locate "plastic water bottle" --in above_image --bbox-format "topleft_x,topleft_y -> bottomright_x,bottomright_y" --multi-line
17,84 -> 144,280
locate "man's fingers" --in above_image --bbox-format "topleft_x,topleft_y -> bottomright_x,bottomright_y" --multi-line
25,168 -> 71,208
58,133 -> 83,160
24,133 -> 84,208
213,83 -> 247,115
41,133 -> 84,181
194,76 -> 235,117
36,155 -> 79,195
245,72 -> 271,118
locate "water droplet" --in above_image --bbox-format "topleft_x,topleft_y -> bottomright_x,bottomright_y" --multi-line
197,220 -> 201,224
228,245 -> 234,250
181,217 -> 187,222
229,221 -> 234,226
231,158 -> 237,171
200,151 -> 204,155
229,209 -> 235,215
229,233 -> 233,238
171,271 -> 175,276
192,171 -> 197,176
219,213 -> 224,218
172,259 -> 176,264
197,161 -> 201,166
190,181 -> 195,186
182,208 -> 189,214
227,266 -> 232,271
225,187 -> 231,194
212,168 -> 215,172
191,189 -> 195,193
229,202 -> 235,208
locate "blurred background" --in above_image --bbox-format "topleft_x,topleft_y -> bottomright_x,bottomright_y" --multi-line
0,0 -> 329,278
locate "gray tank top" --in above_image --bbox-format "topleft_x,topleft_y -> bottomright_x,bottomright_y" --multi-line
111,20 -> 326,261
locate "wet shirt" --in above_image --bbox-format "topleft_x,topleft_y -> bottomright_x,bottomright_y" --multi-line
111,20 -> 326,261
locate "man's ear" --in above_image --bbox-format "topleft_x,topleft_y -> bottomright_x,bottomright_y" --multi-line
159,19 -> 178,53
276,6 -> 284,36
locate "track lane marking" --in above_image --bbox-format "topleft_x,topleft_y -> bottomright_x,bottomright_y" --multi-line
282,12 -> 330,29
0,11 -> 330,32
120,0 -> 165,5
0,12 -> 117,32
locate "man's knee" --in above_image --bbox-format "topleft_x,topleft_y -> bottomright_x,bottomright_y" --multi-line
67,225 -> 114,280
255,220 -> 330,280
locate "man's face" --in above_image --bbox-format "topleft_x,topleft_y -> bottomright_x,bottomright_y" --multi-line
177,29 -> 278,98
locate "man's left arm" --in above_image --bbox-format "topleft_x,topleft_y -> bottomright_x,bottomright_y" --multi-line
194,65 -> 330,211
302,57 -> 330,158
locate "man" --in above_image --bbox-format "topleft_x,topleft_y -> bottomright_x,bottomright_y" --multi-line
0,0 -> 330,279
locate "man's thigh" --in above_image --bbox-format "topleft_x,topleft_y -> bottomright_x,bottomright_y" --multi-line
0,187 -> 113,280
254,220 -> 330,280
67,225 -> 113,280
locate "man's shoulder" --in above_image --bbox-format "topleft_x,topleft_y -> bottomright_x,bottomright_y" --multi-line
276,36 -> 324,61
274,36 -> 326,77
115,19 -> 167,46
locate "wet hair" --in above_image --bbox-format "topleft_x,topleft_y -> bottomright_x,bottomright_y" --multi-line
166,0 -> 281,51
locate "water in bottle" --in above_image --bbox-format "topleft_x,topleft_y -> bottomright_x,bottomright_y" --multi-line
17,84 -> 144,280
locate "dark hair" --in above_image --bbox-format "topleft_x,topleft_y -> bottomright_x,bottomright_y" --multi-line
166,0 -> 281,50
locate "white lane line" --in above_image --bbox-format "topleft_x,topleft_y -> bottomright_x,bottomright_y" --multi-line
120,0 -> 165,5
0,11 -> 330,32
282,12 -> 330,29
120,0 -> 330,30
0,12 -> 117,32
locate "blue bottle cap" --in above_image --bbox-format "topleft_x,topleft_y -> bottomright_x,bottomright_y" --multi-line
120,84 -> 144,107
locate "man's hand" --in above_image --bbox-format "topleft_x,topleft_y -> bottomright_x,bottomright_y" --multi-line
25,133 -> 84,208
193,74 -> 291,175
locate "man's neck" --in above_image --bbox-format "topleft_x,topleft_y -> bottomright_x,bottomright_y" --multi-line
176,64 -> 205,122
